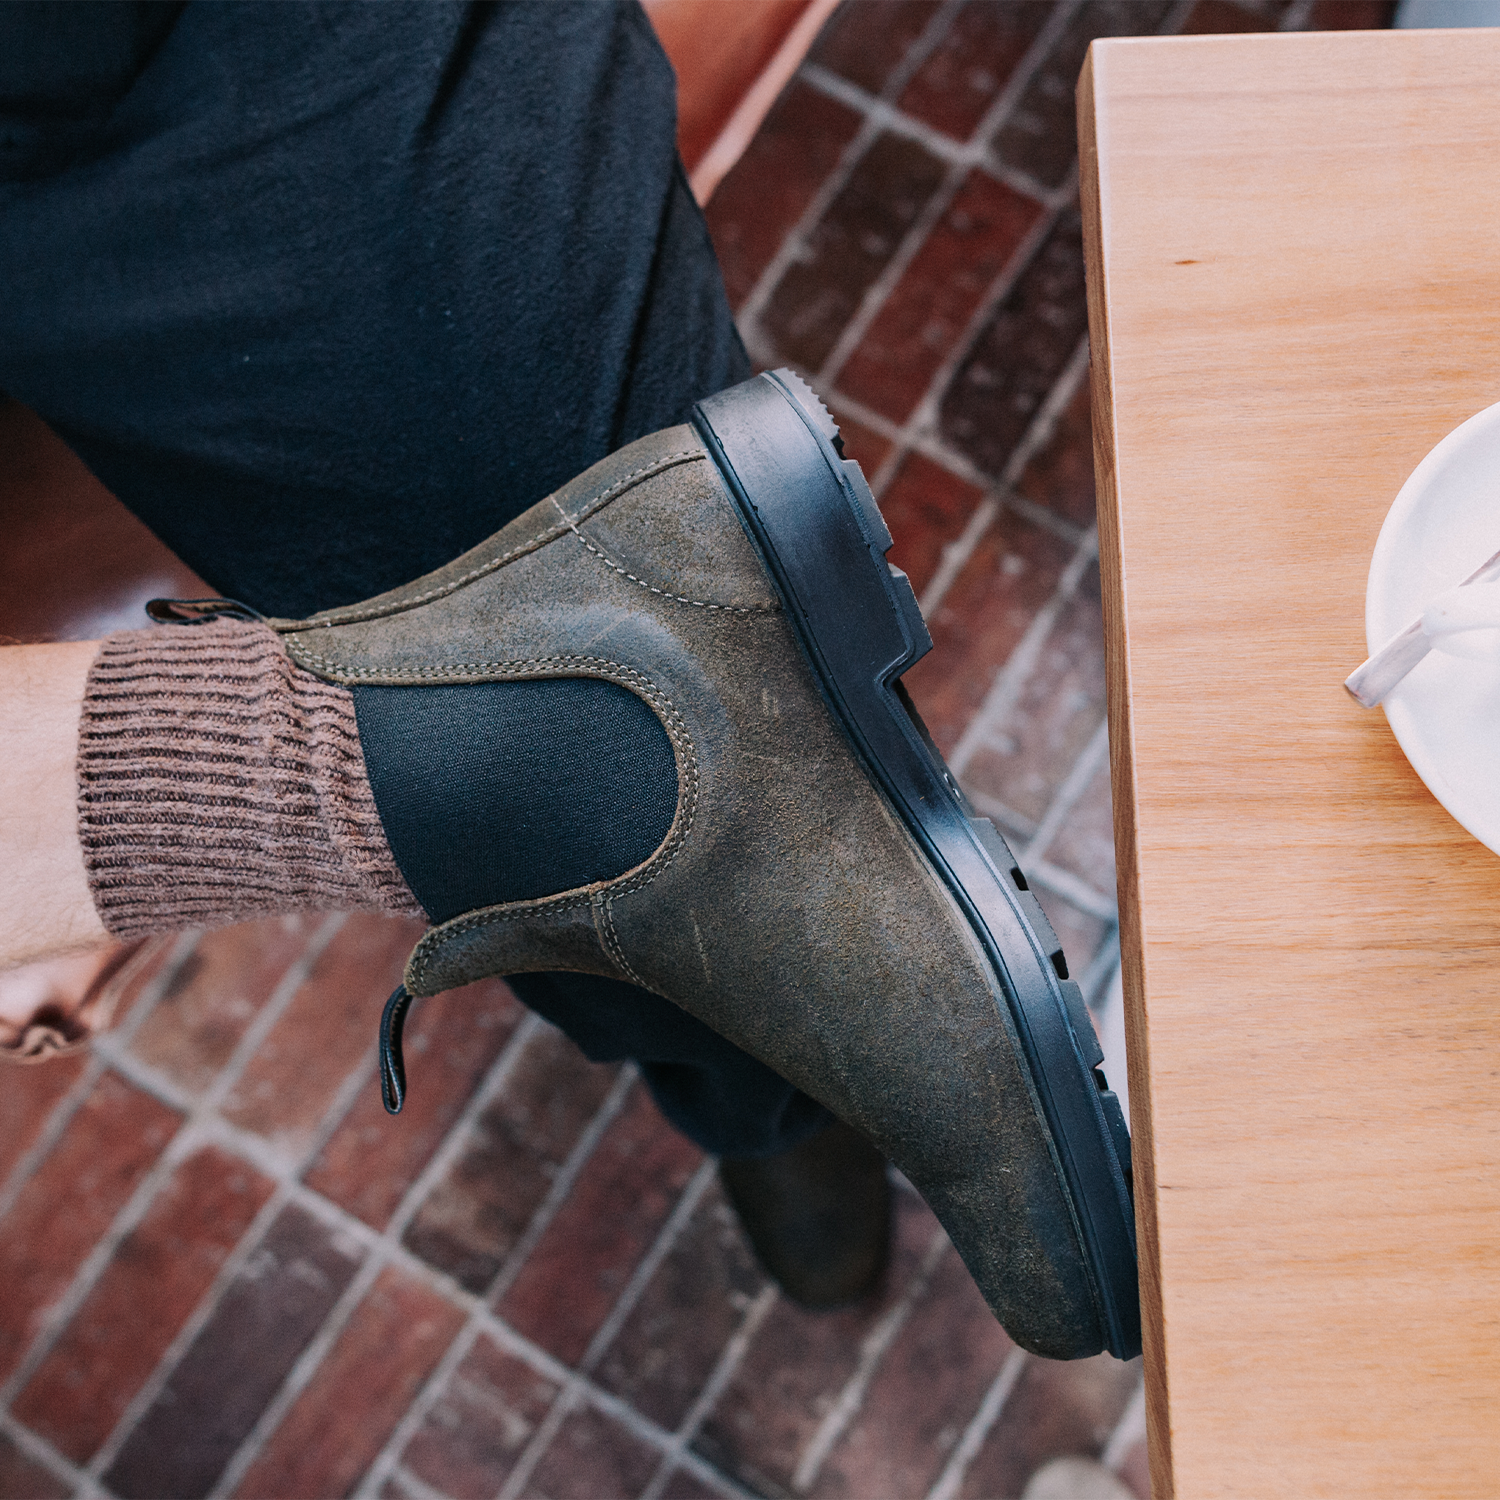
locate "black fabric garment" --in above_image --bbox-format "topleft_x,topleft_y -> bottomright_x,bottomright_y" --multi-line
517,975 -> 834,1159
353,678 -> 679,925
0,0 -> 747,616
0,0 -> 833,1158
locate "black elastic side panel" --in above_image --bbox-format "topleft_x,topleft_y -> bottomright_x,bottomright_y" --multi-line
353,677 -> 678,925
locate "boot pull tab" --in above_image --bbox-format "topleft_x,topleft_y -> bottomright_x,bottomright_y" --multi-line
378,984 -> 415,1115
145,597 -> 266,625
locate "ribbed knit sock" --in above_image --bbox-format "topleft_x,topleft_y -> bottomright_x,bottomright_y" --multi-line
77,617 -> 681,938
78,619 -> 424,936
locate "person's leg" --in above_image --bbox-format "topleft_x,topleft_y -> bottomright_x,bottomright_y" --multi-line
80,375 -> 1130,1358
0,602 -> 860,1306
0,379 -> 1136,1356
0,0 -> 812,1168
0,641 -> 106,969
0,7 -> 1140,1350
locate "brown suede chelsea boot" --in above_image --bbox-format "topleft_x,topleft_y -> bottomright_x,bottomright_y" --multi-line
256,370 -> 1138,1361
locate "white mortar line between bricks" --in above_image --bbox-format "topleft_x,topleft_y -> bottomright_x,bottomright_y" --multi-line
660,1447 -> 769,1500
0,929 -> 197,1225
485,1375 -> 580,1495
1022,715 -> 1112,870
922,1345 -> 1030,1500
1101,1376 -> 1147,1471
0,915 -> 346,1413
798,64 -> 978,170
790,1223 -> 953,1493
946,529 -> 1099,781
656,1446 -> 770,1500
0,1053 -> 110,1227
367,1010 -> 546,1239
571,1154 -> 716,1362
859,191 -> 1070,504
77,1178 -> 301,1491
477,1354 -> 590,1494
53,1001 -> 539,1497
0,1406 -> 92,1496
918,491 -> 1005,621
734,110 -> 883,376
389,1461 -> 457,1500
734,0 -> 963,353
801,0 -> 1083,214
93,911 -> 346,1124
810,1 -> 1077,390
345,1310 -> 484,1499
446,1156 -> 717,1500
814,154 -> 979,390
800,56 -> 1081,213
986,695 -> 1115,1014
1079,929 -> 1123,1012
207,1223 -> 398,1498
876,0 -> 970,98
1029,859 -> 1117,924
636,1282 -> 780,1500
485,1062 -> 638,1306
88,939 -> 488,1490
983,155 -> 1082,213
928,450 -> 1085,548
962,786 -> 1038,844
459,1305 -> 760,1500
280,1180 -> 590,1354
203,1015 -> 563,1500
823,387 -> 1085,554
342,1034 -> 629,1500
912,332 -> 1091,617
97,1007 -> 373,1181
216,1049 -> 637,1500
828,370 -> 1084,530
900,149 -> 1079,462
999,332 -> 1093,490
91,1037 -> 208,1117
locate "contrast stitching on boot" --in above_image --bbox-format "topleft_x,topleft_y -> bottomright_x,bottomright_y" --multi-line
550,499 -> 778,616
394,658 -> 700,994
597,895 -> 647,988
289,647 -> 677,691
271,451 -> 705,632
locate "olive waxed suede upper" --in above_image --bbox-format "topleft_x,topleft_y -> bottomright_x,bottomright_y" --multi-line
270,424 -> 1106,1359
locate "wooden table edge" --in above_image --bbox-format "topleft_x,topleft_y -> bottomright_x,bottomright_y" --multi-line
1076,41 -> 1173,1500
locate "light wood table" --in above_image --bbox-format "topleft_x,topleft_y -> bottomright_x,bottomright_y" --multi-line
1078,29 -> 1500,1499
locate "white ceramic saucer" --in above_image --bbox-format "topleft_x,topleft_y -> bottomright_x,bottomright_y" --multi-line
1367,399 -> 1500,856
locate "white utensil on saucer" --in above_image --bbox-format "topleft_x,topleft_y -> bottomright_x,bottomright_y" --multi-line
1363,398 -> 1500,858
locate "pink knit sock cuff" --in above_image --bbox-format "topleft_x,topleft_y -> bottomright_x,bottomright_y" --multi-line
78,618 -> 424,938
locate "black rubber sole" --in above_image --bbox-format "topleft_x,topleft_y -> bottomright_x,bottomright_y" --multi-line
693,370 -> 1141,1362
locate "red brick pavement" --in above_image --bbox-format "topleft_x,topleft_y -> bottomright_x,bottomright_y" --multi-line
0,3 -> 1395,1496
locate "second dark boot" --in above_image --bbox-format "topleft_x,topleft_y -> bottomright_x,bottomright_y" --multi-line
720,1119 -> 891,1309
